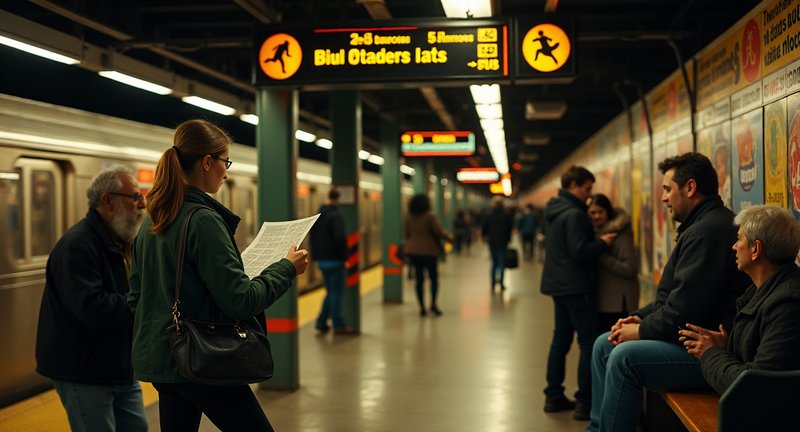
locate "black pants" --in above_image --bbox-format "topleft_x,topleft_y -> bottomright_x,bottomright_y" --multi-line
408,254 -> 439,309
153,382 -> 273,432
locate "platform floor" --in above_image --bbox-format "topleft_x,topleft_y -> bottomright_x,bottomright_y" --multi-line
1,245 -> 586,432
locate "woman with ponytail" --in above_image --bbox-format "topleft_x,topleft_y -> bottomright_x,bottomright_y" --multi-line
128,119 -> 309,431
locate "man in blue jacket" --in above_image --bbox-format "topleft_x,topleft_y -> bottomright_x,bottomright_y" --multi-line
586,153 -> 751,432
35,165 -> 147,432
541,166 -> 616,420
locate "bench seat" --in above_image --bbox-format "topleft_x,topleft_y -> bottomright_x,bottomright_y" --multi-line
661,391 -> 719,432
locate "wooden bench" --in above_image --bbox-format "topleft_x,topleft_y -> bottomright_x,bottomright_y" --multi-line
661,391 -> 719,432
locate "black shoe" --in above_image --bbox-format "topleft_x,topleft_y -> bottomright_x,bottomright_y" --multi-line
573,402 -> 590,421
430,306 -> 442,316
544,395 -> 576,413
315,324 -> 330,334
420,309 -> 427,317
333,326 -> 357,335
500,284 -> 506,291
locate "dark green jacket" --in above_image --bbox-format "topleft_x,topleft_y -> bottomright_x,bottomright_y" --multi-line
128,187 -> 296,383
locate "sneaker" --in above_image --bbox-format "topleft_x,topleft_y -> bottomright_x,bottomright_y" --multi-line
544,394 -> 576,413
573,402 -> 591,421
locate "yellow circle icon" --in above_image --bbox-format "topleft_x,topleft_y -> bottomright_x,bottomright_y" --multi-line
522,24 -> 571,72
259,33 -> 302,80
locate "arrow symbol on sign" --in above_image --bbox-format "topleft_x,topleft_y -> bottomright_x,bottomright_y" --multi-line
467,61 -> 477,68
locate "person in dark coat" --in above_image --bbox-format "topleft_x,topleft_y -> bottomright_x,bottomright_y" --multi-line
541,166 -> 616,420
680,205 -> 800,395
482,196 -> 514,291
517,203 -> 538,260
588,153 -> 751,432
35,165 -> 148,432
310,189 -> 355,335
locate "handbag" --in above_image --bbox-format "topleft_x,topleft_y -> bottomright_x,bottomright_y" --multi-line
164,205 -> 274,386
505,248 -> 519,269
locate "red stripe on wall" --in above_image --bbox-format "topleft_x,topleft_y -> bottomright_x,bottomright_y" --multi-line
347,232 -> 360,248
266,317 -> 298,333
346,253 -> 360,268
384,267 -> 402,275
346,273 -> 360,287
388,243 -> 404,265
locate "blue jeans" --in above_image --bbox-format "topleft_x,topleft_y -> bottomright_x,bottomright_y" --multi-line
544,294 -> 596,404
51,379 -> 147,432
586,332 -> 709,432
490,248 -> 506,285
316,260 -> 346,329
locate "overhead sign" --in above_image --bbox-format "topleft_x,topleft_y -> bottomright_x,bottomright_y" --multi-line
515,17 -> 575,82
401,131 -> 475,157
456,168 -> 500,183
254,19 -> 510,88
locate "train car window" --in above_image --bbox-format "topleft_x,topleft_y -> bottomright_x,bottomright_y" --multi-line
12,159 -> 63,265
234,184 -> 256,252
213,182 -> 231,209
0,171 -> 23,262
30,170 -> 56,256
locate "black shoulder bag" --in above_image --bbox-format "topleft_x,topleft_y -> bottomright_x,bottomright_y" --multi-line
164,205 -> 274,386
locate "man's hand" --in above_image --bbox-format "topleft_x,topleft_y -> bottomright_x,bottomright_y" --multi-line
600,232 -> 618,247
609,317 -> 641,346
678,323 -> 727,359
285,246 -> 309,275
610,315 -> 641,333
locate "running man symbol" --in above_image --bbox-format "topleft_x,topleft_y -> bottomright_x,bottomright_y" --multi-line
522,23 -> 571,73
259,33 -> 302,80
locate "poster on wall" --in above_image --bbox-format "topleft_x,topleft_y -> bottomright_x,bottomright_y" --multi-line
764,99 -> 787,208
633,138 -> 652,279
695,122 -> 733,209
651,133 -> 668,283
731,109 -> 764,212
787,92 -> 800,221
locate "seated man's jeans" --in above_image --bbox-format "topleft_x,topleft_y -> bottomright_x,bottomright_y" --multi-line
586,331 -> 709,432
52,379 -> 148,432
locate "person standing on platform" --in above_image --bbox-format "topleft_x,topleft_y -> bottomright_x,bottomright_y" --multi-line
587,193 -> 640,333
541,166 -> 615,421
35,165 -> 148,432
404,194 -> 453,316
310,189 -> 356,335
452,209 -> 472,255
587,153 -> 751,432
128,120 -> 308,432
483,196 -> 514,291
518,203 -> 538,261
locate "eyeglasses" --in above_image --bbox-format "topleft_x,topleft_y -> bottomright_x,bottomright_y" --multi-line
212,156 -> 233,170
109,192 -> 145,203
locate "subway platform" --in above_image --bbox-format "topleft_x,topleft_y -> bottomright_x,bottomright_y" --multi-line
0,245 -> 586,432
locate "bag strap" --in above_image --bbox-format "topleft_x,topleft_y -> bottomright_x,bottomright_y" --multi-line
171,204 -> 211,329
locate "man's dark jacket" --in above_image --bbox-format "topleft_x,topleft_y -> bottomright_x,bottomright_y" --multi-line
482,207 -> 513,250
700,263 -> 800,394
310,204 -> 347,261
36,208 -> 135,384
635,196 -> 750,343
540,189 -> 608,296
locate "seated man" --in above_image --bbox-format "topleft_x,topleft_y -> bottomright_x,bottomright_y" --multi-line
681,205 -> 800,394
587,153 -> 751,432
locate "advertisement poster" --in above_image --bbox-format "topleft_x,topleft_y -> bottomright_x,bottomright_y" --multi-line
633,138 -> 652,280
731,109 -> 764,212
696,122 -> 733,209
764,98 -> 787,207
787,92 -> 800,220
651,134 -> 668,283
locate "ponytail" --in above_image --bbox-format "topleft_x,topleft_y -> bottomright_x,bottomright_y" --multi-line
146,147 -> 186,234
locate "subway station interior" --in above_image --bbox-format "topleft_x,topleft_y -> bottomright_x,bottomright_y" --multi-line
1,0 -> 797,431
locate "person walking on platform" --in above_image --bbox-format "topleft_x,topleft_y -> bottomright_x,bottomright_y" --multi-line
310,189 -> 356,335
404,194 -> 453,316
541,166 -> 616,421
587,194 -> 640,333
518,203 -> 538,261
483,196 -> 514,291
452,208 -> 472,255
35,165 -> 148,432
587,153 -> 750,432
128,120 -> 308,432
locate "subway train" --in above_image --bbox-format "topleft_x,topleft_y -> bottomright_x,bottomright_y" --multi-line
0,92 -> 411,407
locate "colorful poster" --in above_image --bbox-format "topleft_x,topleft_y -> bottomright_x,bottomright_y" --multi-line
696,127 -> 714,158
651,133 -> 668,284
732,109 -> 765,212
787,92 -> 800,220
633,137 -> 652,280
765,98 -> 788,207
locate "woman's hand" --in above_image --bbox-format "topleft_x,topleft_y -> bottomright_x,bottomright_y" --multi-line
285,246 -> 309,275
678,323 -> 728,359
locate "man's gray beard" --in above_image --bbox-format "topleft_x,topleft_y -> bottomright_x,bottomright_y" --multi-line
110,208 -> 144,243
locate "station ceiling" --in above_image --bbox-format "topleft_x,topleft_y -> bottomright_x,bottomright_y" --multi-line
2,0 -> 762,194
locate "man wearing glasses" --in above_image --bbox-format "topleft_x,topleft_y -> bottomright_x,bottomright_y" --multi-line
35,164 -> 148,432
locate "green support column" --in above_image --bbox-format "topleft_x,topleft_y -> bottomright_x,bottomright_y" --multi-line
450,181 -> 460,227
331,91 -> 362,333
411,158 -> 426,194
433,164 -> 445,229
380,119 -> 403,302
256,89 -> 300,391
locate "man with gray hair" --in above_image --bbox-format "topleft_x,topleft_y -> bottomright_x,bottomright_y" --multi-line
35,164 -> 147,432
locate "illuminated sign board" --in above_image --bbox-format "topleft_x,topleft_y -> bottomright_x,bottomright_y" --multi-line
401,131 -> 475,157
254,19 -> 510,88
515,17 -> 575,82
456,168 -> 500,183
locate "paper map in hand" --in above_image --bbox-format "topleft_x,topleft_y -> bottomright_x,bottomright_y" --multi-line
241,213 -> 320,279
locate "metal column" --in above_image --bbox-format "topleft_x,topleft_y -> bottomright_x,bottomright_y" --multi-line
380,119 -> 403,302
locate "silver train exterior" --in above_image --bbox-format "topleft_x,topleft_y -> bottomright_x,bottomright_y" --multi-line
0,93 -> 410,407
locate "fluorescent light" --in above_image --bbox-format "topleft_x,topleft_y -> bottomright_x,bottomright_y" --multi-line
358,150 -> 371,160
441,0 -> 492,18
480,118 -> 504,131
295,129 -> 317,142
98,71 -> 172,95
502,177 -> 512,196
181,96 -> 236,116
367,154 -> 385,165
470,84 -> 501,104
400,165 -> 416,175
239,114 -> 259,125
315,138 -> 333,149
429,175 -> 438,183
0,35 -> 80,65
475,104 -> 503,119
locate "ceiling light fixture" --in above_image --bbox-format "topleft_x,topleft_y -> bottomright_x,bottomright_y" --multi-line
358,150 -> 371,160
294,129 -> 317,143
440,0 -> 492,18
315,138 -> 333,149
239,114 -> 259,125
98,71 -> 172,95
0,34 -> 80,65
181,96 -> 236,116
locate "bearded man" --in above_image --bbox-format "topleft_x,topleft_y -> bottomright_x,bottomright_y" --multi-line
36,164 -> 148,432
